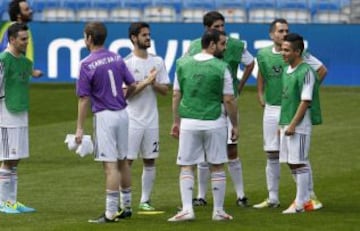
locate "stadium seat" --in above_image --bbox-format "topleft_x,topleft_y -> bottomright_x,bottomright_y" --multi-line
247,0 -> 277,23
215,0 -> 245,8
42,7 -> 76,22
313,11 -> 349,23
218,8 -> 247,23
76,8 -> 109,22
63,0 -> 92,11
182,0 -> 215,10
144,5 -> 177,22
121,0 -> 153,10
181,8 -> 209,23
310,0 -> 341,14
181,0 -> 215,23
277,1 -> 311,23
248,9 -> 277,23
279,9 -> 311,23
109,8 -> 142,22
91,0 -> 120,10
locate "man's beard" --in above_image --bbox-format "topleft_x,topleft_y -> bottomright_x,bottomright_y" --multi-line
138,41 -> 150,50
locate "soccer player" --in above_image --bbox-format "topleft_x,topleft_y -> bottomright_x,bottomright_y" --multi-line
168,29 -> 237,222
0,23 -> 41,214
124,22 -> 170,211
75,22 -> 139,223
254,18 -> 326,210
278,33 -> 322,214
187,11 -> 254,207
0,0 -> 42,77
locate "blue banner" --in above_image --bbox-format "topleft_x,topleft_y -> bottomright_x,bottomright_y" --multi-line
2,22 -> 359,85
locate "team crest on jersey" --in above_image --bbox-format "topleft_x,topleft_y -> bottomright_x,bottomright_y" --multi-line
272,65 -> 283,75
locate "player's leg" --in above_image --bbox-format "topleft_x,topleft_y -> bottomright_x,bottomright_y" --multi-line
138,128 -> 159,210
226,116 -> 247,207
89,110 -> 129,223
281,132 -> 311,214
254,105 -> 281,208
206,127 -> 232,220
0,127 -> 34,213
168,129 -> 202,222
193,161 -> 209,206
307,161 -> 323,209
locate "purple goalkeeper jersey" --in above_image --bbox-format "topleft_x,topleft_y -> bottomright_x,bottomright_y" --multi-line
76,48 -> 135,113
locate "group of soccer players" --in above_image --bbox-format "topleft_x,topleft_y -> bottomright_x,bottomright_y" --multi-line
0,0 -> 327,223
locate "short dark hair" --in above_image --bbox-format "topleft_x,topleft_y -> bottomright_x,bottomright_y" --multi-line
284,33 -> 304,55
128,22 -> 150,43
203,11 -> 225,27
8,0 -> 26,21
7,22 -> 28,41
84,22 -> 107,46
269,18 -> 288,33
201,29 -> 226,49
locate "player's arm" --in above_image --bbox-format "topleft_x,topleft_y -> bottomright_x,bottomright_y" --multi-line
303,52 -> 327,84
75,96 -> 90,144
256,71 -> 265,107
238,49 -> 255,94
316,65 -> 327,83
223,68 -> 238,141
171,89 -> 181,139
286,100 -> 310,136
152,62 -> 169,96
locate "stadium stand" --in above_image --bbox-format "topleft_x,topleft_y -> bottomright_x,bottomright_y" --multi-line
109,8 -> 143,22
42,7 -> 75,22
248,0 -> 277,23
143,5 -> 177,22
215,0 -> 247,23
277,0 -> 311,23
0,0 -> 356,23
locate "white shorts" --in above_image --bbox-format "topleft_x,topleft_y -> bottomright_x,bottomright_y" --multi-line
0,127 -> 29,160
94,110 -> 129,162
227,115 -> 238,145
279,126 -> 311,164
176,127 -> 228,166
263,104 -> 281,151
127,127 -> 159,160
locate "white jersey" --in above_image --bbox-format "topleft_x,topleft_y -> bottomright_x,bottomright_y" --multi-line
125,53 -> 170,129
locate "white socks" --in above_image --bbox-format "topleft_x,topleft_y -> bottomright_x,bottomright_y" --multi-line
180,169 -> 194,211
211,171 -> 226,211
228,158 -> 245,199
140,166 -> 155,203
266,158 -> 280,203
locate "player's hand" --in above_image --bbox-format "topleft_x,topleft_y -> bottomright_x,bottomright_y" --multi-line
170,123 -> 180,139
146,67 -> 157,85
75,128 -> 83,144
231,127 -> 238,142
285,125 -> 295,136
32,69 -> 43,78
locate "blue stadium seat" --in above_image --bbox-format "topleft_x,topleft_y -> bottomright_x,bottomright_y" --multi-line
152,0 -> 183,14
182,0 -> 216,10
121,0 -> 153,10
215,0 -> 246,9
63,0 -> 92,11
310,0 -> 341,14
277,0 -> 311,23
246,0 -> 276,9
91,0 -> 121,10
247,0 -> 277,23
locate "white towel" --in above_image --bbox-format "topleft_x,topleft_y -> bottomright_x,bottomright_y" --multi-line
64,134 -> 94,157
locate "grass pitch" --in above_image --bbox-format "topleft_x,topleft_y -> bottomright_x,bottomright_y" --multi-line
0,84 -> 359,231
